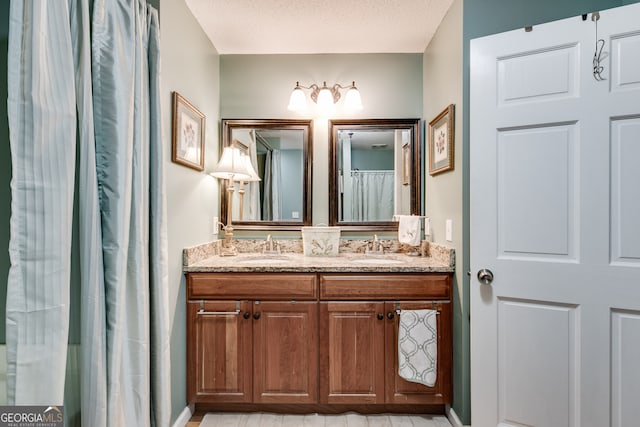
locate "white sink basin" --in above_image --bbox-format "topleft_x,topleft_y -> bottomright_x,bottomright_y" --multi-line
350,258 -> 405,265
236,256 -> 291,265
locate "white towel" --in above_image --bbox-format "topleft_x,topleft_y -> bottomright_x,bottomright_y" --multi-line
397,215 -> 421,246
398,309 -> 437,387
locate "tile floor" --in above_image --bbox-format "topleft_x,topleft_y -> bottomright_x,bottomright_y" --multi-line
194,412 -> 452,427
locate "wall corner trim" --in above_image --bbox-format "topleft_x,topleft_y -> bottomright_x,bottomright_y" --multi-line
447,405 -> 471,427
172,406 -> 193,427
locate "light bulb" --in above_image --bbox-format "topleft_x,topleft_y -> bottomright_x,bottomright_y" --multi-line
344,84 -> 363,111
287,84 -> 307,111
316,86 -> 335,115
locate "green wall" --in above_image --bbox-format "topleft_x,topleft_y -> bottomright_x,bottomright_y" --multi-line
280,149 -> 304,221
159,0 -> 221,424
351,149 -> 394,170
423,0 -> 465,422
220,53 -> 423,230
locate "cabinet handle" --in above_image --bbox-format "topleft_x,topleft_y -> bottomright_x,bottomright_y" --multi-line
198,300 -> 241,316
387,312 -> 395,320
253,312 -> 261,320
243,311 -> 251,320
377,313 -> 384,320
197,308 -> 241,316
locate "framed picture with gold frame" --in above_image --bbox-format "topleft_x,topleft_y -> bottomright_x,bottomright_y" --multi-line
428,104 -> 454,176
172,91 -> 205,171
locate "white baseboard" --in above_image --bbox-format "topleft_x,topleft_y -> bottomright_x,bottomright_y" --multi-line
172,406 -> 193,427
447,406 -> 470,427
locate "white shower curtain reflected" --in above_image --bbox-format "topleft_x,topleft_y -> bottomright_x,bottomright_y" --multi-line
351,170 -> 394,221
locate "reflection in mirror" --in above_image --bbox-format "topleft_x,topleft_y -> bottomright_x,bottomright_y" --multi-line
221,119 -> 313,230
329,119 -> 420,230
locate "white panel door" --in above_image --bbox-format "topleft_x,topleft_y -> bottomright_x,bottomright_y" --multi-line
470,4 -> 640,427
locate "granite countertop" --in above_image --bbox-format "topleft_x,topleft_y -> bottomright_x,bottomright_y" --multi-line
183,239 -> 455,274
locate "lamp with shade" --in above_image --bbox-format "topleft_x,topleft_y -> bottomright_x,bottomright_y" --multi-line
210,144 -> 255,256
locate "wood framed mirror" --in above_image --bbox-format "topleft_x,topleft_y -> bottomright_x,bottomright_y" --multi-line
329,119 -> 421,231
220,119 -> 313,230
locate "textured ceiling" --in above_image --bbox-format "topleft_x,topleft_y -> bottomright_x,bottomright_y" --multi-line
184,0 -> 454,54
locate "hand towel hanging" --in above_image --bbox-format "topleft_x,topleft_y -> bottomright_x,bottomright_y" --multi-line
398,309 -> 437,387
397,215 -> 421,246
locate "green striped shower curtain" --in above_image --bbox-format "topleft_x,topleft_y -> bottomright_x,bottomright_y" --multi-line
7,0 -> 170,425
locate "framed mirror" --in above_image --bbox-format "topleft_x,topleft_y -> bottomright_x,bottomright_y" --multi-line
329,119 -> 421,230
220,119 -> 313,230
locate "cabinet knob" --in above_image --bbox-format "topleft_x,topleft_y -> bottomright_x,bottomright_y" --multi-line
243,311 -> 251,320
387,312 -> 395,320
253,312 -> 261,320
377,313 -> 384,320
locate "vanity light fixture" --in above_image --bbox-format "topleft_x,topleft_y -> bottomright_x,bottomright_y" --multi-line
210,145 -> 254,256
287,81 -> 363,114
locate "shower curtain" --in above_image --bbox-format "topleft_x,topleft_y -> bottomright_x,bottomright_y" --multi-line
351,170 -> 394,221
245,130 -> 261,220
262,149 -> 282,221
7,1 -> 170,425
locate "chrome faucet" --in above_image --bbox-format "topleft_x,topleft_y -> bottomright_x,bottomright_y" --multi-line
368,234 -> 384,254
263,234 -> 280,255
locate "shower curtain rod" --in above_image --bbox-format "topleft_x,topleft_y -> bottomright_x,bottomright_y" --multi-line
350,169 -> 394,174
254,131 -> 274,151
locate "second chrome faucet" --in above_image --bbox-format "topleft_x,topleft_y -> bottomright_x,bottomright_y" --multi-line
263,234 -> 281,255
366,234 -> 384,255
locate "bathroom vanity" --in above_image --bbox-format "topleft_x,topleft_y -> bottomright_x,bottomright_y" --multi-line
183,242 -> 454,415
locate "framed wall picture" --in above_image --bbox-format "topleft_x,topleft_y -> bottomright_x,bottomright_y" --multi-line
428,104 -> 455,176
172,91 -> 205,171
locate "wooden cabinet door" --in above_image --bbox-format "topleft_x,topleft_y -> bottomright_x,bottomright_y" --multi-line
187,300 -> 252,403
252,301 -> 318,403
319,301 -> 385,404
384,301 -> 452,404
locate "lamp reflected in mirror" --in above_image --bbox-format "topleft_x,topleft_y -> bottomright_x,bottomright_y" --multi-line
234,144 -> 261,221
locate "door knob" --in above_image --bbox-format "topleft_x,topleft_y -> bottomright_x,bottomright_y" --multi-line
477,269 -> 494,285
253,312 -> 261,320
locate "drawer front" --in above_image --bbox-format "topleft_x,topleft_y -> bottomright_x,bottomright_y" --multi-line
188,273 -> 317,300
320,274 -> 451,300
